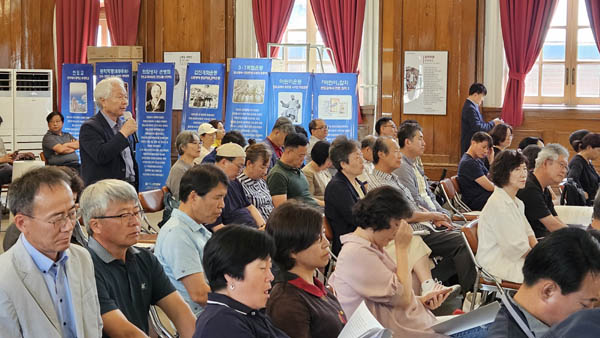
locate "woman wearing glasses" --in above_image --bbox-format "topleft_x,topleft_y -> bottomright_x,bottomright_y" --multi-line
266,201 -> 346,338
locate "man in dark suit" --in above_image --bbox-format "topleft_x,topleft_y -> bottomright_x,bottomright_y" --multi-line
80,77 -> 138,189
460,83 -> 502,154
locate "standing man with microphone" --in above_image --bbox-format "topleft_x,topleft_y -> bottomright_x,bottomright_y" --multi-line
80,77 -> 139,189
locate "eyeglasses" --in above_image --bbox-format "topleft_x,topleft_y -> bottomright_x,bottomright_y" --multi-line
315,126 -> 328,130
22,207 -> 79,229
94,210 -> 144,224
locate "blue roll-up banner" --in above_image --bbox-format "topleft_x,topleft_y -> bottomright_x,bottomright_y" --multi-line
95,62 -> 133,115
135,63 -> 175,192
181,63 -> 225,132
312,73 -> 358,141
225,58 -> 272,141
61,64 -> 94,139
269,72 -> 312,133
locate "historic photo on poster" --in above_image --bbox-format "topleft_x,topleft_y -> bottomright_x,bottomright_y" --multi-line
164,52 -> 201,109
403,51 -> 448,115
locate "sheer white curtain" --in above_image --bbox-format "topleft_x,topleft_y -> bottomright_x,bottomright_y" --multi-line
235,0 -> 258,58
483,0 -> 507,108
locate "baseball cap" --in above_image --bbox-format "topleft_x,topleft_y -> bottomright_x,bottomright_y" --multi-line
198,123 -> 217,135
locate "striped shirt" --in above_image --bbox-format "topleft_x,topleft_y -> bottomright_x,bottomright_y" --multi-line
238,173 -> 274,220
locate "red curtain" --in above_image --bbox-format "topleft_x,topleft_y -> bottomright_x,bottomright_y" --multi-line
252,0 -> 295,58
310,0 -> 366,122
55,0 -> 100,107
586,0 -> 600,52
499,0 -> 557,126
310,0 -> 366,74
105,0 -> 141,45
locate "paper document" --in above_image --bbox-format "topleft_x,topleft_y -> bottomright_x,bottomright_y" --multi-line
338,301 -> 392,338
430,301 -> 500,335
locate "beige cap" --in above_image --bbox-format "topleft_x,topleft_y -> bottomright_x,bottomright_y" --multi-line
197,123 -> 217,135
216,143 -> 246,158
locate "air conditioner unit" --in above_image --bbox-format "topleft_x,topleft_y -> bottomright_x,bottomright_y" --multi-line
0,69 -> 14,153
13,69 -> 52,156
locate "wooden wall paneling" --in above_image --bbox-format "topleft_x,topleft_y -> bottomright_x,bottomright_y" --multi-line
379,0 -> 395,114
0,0 -> 10,68
10,0 -> 22,68
40,0 -> 55,70
154,0 -> 164,61
390,0 -> 403,124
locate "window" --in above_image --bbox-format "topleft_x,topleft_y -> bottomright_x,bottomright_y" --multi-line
277,0 -> 336,73
97,0 -> 112,47
524,0 -> 600,105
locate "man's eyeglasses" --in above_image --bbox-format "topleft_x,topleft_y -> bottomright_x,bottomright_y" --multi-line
22,208 -> 79,229
94,210 -> 144,224
315,126 -> 328,130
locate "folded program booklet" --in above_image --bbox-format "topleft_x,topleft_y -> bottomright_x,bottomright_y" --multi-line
430,301 -> 500,335
338,301 -> 392,338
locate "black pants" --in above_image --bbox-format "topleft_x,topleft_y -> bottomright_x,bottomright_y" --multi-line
423,230 -> 477,293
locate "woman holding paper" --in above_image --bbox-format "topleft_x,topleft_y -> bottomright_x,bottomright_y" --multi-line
266,200 -> 346,338
329,186 -> 450,338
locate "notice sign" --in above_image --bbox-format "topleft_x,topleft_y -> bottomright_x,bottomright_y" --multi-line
403,51 -> 448,115
164,52 -> 201,110
135,63 -> 174,192
61,64 -> 94,139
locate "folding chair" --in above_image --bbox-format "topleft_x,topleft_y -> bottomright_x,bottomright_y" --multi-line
149,305 -> 176,338
461,219 -> 521,311
138,188 -> 165,233
320,216 -> 337,283
439,177 -> 479,222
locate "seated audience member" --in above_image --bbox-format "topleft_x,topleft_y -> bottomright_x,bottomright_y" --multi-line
267,133 -> 320,208
0,115 -> 16,185
306,118 -> 328,163
483,123 -> 513,168
359,135 -> 376,178
522,144 -> 542,172
476,150 -> 537,283
302,140 -> 332,202
208,143 -> 264,231
517,144 -> 568,238
155,165 -> 228,316
239,143 -> 275,220
294,125 -> 308,139
330,186 -> 450,337
3,166 -> 87,251
324,135 -> 366,255
201,130 -> 247,164
591,190 -> 600,230
42,111 -> 80,170
457,131 -> 494,211
568,132 -> 600,205
266,201 -> 347,337
541,306 -> 600,338
0,167 -> 102,337
194,123 -> 217,164
487,228 -> 600,338
166,131 -> 200,200
568,129 -> 590,152
193,225 -> 288,338
81,179 -> 196,337
395,123 -> 452,216
208,119 -> 225,147
263,116 -> 295,169
366,136 -> 473,295
375,116 -> 397,139
518,136 -> 544,150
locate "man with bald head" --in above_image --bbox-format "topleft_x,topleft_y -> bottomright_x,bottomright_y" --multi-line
80,77 -> 138,189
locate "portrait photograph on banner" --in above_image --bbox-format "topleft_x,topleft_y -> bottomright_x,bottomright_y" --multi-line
136,63 -> 175,192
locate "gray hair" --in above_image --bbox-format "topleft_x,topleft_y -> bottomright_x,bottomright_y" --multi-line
94,77 -> 126,109
176,130 -> 199,156
272,116 -> 295,135
535,143 -> 569,169
79,179 -> 139,233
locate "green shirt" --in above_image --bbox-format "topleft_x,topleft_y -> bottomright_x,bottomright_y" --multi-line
267,160 -> 319,207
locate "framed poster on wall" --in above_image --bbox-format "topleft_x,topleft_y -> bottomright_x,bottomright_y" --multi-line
403,51 -> 448,115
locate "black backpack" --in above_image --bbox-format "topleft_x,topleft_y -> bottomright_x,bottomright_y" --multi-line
560,178 -> 587,206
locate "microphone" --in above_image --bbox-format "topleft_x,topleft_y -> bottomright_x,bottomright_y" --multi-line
123,111 -> 139,144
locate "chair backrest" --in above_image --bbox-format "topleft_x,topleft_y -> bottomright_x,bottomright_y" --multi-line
440,178 -> 457,200
461,219 -> 479,254
138,188 -> 165,213
323,216 -> 333,242
450,175 -> 461,193
39,152 -> 47,164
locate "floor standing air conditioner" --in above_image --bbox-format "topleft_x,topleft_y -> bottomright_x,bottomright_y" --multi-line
0,69 -> 14,153
13,69 -> 52,156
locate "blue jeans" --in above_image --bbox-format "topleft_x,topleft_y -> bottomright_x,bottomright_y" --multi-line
450,324 -> 490,338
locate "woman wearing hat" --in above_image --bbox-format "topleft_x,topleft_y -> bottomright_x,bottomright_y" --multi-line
195,122 -> 218,164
